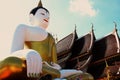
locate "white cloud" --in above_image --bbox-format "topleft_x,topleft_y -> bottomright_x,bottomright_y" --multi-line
69,0 -> 97,17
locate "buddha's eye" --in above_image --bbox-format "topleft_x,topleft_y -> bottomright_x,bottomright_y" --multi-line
41,13 -> 45,15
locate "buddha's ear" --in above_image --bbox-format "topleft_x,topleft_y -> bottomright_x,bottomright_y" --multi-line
29,14 -> 34,25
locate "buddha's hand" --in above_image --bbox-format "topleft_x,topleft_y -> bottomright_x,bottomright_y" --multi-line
42,61 -> 61,70
26,51 -> 42,78
51,62 -> 61,70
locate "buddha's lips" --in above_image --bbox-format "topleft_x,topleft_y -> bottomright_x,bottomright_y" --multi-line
44,19 -> 48,22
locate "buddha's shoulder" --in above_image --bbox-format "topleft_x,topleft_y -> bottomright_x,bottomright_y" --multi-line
15,24 -> 30,30
16,24 -> 41,31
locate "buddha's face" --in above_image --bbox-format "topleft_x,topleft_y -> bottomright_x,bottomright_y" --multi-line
30,8 -> 50,29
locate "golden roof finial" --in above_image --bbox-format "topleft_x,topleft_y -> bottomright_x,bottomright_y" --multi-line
113,21 -> 117,28
113,21 -> 117,32
91,23 -> 94,29
75,24 -> 77,31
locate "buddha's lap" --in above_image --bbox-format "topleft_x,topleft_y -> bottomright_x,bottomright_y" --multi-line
0,57 -> 60,80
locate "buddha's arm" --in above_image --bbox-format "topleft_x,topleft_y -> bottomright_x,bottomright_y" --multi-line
10,25 -> 42,78
11,24 -> 26,53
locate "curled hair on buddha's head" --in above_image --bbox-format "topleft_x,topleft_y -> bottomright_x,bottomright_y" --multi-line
30,7 -> 49,15
30,0 -> 49,15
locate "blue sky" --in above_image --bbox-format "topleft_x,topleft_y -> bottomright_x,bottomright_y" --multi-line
0,0 -> 120,60
42,0 -> 120,39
